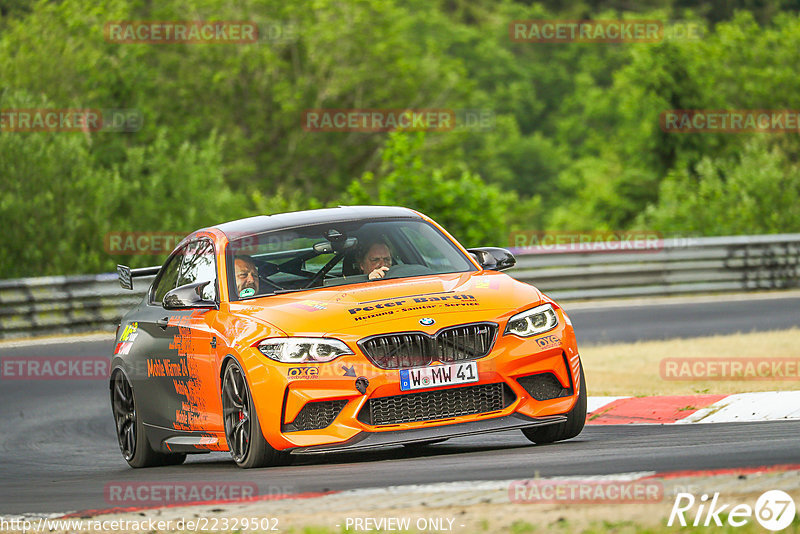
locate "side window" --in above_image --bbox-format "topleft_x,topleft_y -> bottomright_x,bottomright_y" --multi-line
152,247 -> 185,304
177,240 -> 217,301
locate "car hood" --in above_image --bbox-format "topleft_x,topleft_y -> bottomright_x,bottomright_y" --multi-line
227,271 -> 543,337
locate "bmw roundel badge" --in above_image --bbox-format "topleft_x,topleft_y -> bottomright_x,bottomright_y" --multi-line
419,317 -> 435,326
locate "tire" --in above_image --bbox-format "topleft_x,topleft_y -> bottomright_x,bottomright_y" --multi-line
110,371 -> 186,468
522,364 -> 587,445
161,453 -> 189,466
402,439 -> 448,449
222,360 -> 290,468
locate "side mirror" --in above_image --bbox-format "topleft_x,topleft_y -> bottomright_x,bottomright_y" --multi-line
163,281 -> 217,310
467,247 -> 516,271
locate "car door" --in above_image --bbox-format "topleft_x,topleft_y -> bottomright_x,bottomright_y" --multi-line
134,239 -> 223,436
132,243 -> 189,431
169,238 -> 224,435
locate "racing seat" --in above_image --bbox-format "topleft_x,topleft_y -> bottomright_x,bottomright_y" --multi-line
342,250 -> 361,276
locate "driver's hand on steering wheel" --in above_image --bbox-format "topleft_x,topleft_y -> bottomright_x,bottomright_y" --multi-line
368,266 -> 390,280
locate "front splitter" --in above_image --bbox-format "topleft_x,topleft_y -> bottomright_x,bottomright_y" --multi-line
289,413 -> 567,454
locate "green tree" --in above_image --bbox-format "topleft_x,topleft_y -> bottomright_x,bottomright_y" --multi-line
0,91 -> 243,277
639,138 -> 800,235
342,131 -> 534,247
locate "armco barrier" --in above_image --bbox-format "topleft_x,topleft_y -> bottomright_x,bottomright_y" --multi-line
0,234 -> 798,339
0,273 -> 153,340
509,234 -> 800,300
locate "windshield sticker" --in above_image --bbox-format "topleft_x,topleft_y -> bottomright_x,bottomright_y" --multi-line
239,287 -> 255,298
292,300 -> 327,311
474,278 -> 501,290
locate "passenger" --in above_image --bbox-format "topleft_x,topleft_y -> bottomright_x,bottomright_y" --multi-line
234,255 -> 260,297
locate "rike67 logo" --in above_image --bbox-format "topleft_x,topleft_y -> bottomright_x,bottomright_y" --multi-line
669,490 -> 796,531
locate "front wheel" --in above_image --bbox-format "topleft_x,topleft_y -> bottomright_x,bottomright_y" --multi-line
222,360 -> 289,468
522,364 -> 587,444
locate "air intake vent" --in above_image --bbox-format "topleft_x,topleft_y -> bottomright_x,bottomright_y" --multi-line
283,399 -> 347,432
358,382 -> 514,426
517,373 -> 572,401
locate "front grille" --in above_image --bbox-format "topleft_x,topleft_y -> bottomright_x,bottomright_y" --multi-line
358,382 -> 514,426
517,373 -> 573,401
282,399 -> 347,432
359,323 -> 497,369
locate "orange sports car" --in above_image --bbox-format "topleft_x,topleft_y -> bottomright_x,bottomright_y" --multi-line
110,206 -> 586,468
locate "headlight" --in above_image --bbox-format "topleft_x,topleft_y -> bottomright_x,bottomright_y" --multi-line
257,337 -> 353,363
504,303 -> 558,337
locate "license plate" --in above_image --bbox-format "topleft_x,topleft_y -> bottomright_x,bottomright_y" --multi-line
399,361 -> 479,391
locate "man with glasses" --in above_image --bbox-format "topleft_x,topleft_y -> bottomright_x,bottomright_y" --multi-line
358,241 -> 393,280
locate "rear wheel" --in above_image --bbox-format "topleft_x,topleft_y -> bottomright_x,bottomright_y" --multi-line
522,364 -> 587,445
222,360 -> 289,468
111,371 -> 186,467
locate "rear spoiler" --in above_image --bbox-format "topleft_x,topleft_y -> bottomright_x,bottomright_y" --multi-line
117,264 -> 161,290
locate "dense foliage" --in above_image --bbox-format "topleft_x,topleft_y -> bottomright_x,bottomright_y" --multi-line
2,0 -> 799,277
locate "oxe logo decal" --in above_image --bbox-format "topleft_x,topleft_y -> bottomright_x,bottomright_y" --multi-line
288,367 -> 319,379
534,334 -> 560,350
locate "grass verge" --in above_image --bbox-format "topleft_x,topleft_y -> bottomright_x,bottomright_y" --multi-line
580,327 -> 800,396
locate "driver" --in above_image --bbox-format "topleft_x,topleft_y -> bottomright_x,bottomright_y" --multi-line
234,255 -> 260,297
358,241 -> 393,280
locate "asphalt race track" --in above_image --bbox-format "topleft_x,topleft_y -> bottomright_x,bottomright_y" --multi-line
1,295 -> 799,515
566,294 -> 800,345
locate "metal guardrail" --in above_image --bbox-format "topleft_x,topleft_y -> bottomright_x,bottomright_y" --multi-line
510,234 -> 800,300
0,273 -> 154,340
1,234 -> 799,339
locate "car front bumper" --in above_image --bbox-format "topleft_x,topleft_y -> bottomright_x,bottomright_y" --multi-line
241,317 -> 582,452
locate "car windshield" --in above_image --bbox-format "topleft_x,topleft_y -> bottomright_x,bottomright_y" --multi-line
226,218 -> 476,299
